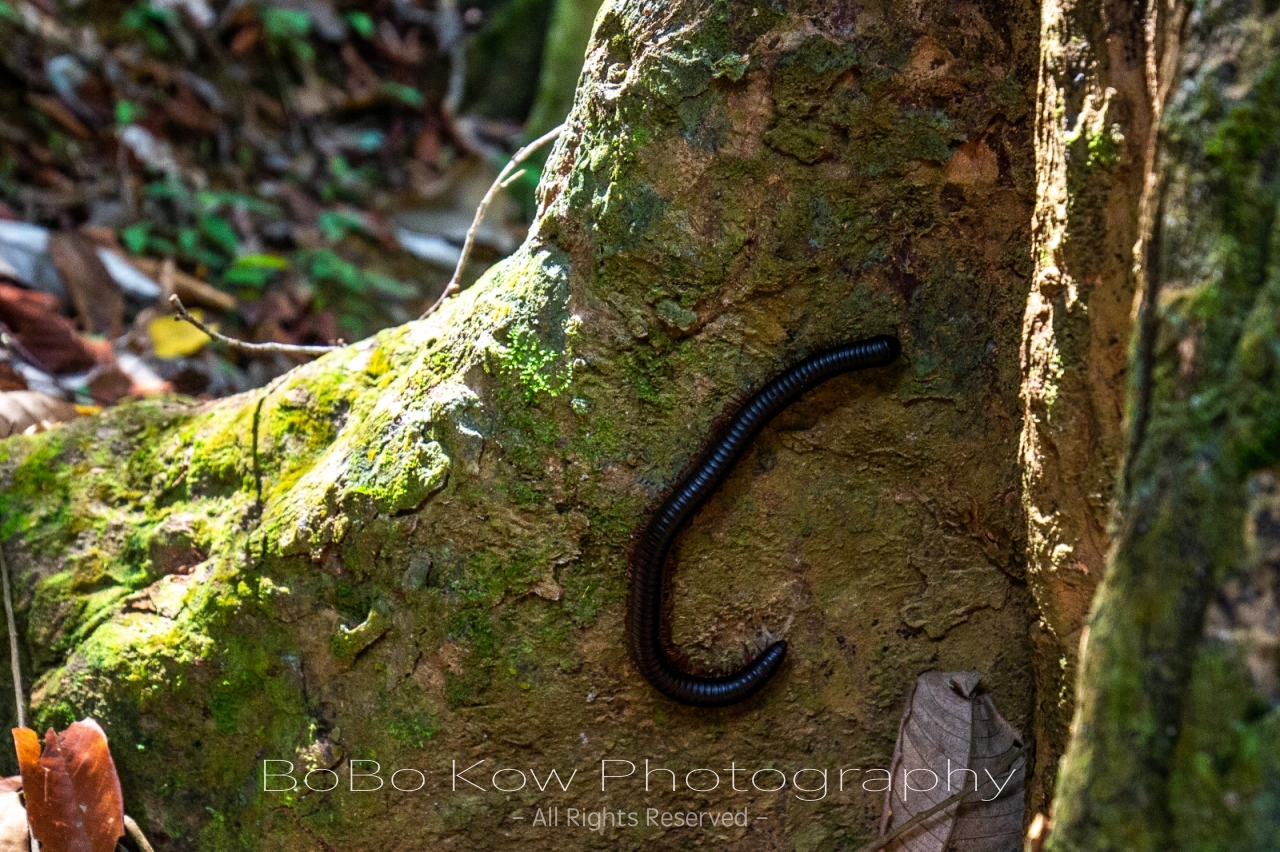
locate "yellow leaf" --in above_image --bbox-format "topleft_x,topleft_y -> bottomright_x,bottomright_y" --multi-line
149,312 -> 212,359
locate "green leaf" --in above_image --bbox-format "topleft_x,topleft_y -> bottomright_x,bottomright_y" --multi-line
305,249 -> 359,289
199,214 -> 239,255
177,227 -> 199,254
291,40 -> 315,63
380,82 -> 424,108
328,155 -> 352,180
317,210 -> 367,243
344,11 -> 375,38
143,180 -> 195,206
223,254 -> 288,287
262,8 -> 311,39
114,101 -> 145,125
232,253 -> 290,270
120,222 -> 150,254
298,249 -> 415,298
222,265 -> 275,288
196,191 -> 280,217
146,235 -> 176,255
0,3 -> 21,24
362,271 -> 416,298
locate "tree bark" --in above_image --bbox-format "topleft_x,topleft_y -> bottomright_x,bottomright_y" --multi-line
0,1 -> 1048,848
1047,0 -> 1280,849
1019,0 -> 1151,811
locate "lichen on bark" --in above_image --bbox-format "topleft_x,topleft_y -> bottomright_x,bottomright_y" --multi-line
0,1 -> 1045,849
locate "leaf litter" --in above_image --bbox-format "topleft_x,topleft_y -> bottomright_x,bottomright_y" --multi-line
878,671 -> 1027,852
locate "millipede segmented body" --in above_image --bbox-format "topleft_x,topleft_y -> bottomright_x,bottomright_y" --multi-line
627,335 -> 901,707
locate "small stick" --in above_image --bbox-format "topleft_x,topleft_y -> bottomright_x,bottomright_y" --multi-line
419,124 -> 565,320
0,545 -> 24,729
853,744 -> 1028,852
169,295 -> 340,357
124,815 -> 156,852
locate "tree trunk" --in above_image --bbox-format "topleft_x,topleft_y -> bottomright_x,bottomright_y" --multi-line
1046,0 -> 1280,849
1019,0 -> 1151,809
0,1 -> 1047,848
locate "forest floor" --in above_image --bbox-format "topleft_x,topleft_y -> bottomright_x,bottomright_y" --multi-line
0,0 -> 565,431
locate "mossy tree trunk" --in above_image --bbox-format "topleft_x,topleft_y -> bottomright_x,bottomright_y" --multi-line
14,0 -> 1280,849
0,1 -> 1046,848
1046,0 -> 1280,849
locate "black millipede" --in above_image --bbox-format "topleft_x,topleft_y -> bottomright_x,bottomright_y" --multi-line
627,335 -> 900,707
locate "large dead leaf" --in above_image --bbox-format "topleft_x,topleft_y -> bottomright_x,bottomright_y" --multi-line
13,720 -> 125,852
880,671 -> 1026,852
0,283 -> 96,374
0,391 -> 79,437
47,233 -> 124,338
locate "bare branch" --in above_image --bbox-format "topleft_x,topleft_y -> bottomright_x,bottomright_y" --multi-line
419,124 -> 565,320
124,815 -> 157,852
168,295 -> 340,358
0,545 -> 24,730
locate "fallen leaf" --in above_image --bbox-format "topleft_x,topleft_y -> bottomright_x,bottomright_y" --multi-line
124,256 -> 235,310
149,311 -> 211,359
0,221 -> 63,297
48,233 -> 125,337
25,93 -> 92,140
0,283 -> 97,374
13,720 -> 125,852
85,366 -> 134,404
229,23 -> 262,54
880,671 -> 1026,852
94,249 -> 161,300
163,86 -> 222,134
0,391 -> 80,437
0,786 -> 26,852
0,363 -> 26,391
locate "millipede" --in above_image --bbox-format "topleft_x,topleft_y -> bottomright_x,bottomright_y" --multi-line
627,335 -> 901,707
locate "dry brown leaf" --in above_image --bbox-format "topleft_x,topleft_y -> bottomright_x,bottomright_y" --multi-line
229,23 -> 261,55
0,363 -> 26,391
0,787 -> 26,852
0,391 -> 80,437
123,256 -> 236,311
0,282 -> 97,374
25,94 -> 92,140
13,720 -> 125,852
881,671 -> 1026,852
164,87 -> 222,134
48,233 -> 124,337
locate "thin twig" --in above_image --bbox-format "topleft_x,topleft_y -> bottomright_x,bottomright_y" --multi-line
0,544 -> 24,730
853,744 -> 1028,852
124,815 -> 156,852
419,124 -> 565,320
169,295 -> 340,357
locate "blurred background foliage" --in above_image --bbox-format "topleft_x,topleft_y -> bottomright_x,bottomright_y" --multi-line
0,0 -> 600,410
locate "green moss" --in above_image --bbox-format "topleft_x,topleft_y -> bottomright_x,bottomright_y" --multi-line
495,324 -> 574,402
1170,644 -> 1280,851
331,602 -> 392,661
387,709 -> 440,748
